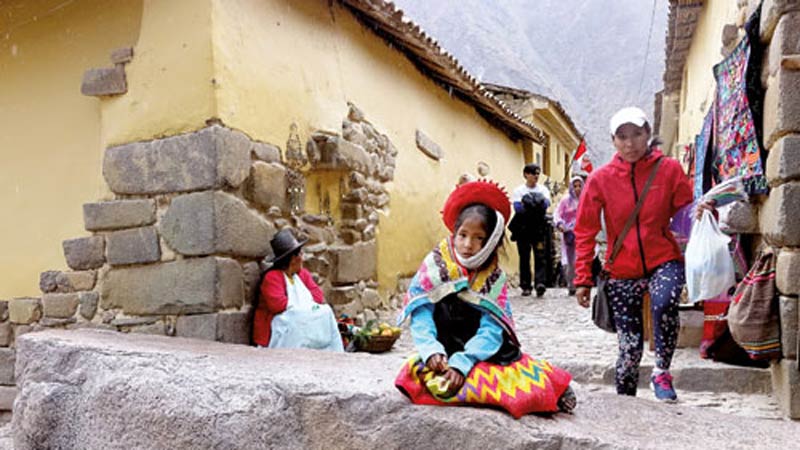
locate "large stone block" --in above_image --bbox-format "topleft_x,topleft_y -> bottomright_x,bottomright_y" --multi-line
247,162 -> 288,212
327,286 -> 360,306
63,236 -> 105,270
61,271 -> 96,292
336,138 -> 372,172
176,314 -> 217,341
159,192 -> 215,255
78,292 -> 99,321
766,135 -> 800,186
38,271 -> 59,294
13,330 -> 800,450
100,257 -> 243,315
776,249 -> 800,295
0,322 -> 12,347
106,227 -> 161,266
0,348 -> 14,385
103,125 -> 252,195
720,200 -> 759,234
161,191 -> 274,258
771,359 -> 800,418
0,385 -> 17,411
761,0 -> 800,43
83,199 -> 156,231
779,296 -> 798,359
42,294 -> 79,319
759,182 -> 800,246
252,142 -> 281,163
217,259 -> 244,310
767,12 -> 800,77
241,262 -> 261,309
216,312 -> 250,345
329,242 -> 377,285
763,69 -> 800,149
40,270 -> 97,294
361,288 -> 382,310
9,298 -> 41,325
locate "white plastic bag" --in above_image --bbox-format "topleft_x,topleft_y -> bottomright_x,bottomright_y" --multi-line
684,210 -> 736,302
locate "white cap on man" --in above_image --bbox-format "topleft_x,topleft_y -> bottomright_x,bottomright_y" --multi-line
609,107 -> 649,135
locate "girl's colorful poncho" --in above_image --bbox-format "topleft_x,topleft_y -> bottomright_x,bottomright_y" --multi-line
397,237 -> 517,346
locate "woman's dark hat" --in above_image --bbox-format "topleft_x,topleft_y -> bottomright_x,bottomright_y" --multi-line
268,229 -> 308,263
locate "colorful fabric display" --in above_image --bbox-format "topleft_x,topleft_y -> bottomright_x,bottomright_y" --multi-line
397,237 -> 516,342
395,353 -> 572,419
713,29 -> 768,195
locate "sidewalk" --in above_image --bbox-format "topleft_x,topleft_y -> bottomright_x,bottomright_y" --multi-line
381,287 -> 784,420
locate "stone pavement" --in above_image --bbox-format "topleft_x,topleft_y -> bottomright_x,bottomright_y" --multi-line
379,287 -> 785,421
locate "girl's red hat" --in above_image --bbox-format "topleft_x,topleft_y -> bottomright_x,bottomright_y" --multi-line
441,180 -> 511,232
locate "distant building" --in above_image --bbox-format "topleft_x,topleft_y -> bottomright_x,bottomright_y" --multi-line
484,83 -> 582,193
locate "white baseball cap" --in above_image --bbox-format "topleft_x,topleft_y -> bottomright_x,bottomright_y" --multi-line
609,107 -> 649,135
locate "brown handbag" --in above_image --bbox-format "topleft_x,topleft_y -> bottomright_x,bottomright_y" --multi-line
592,158 -> 664,333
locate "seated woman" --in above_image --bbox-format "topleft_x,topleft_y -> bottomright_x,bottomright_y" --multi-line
252,229 -> 343,352
394,180 -> 575,418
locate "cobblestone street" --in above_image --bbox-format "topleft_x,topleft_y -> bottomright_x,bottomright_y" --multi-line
379,287 -> 785,421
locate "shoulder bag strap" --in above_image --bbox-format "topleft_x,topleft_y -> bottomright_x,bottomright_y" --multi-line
607,157 -> 664,267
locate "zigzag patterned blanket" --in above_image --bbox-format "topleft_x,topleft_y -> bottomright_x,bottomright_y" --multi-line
395,353 -> 572,418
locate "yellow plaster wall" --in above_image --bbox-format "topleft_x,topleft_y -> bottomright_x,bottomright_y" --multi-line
101,0 -> 216,147
209,0 -> 527,294
0,0 -> 142,298
677,0 -> 740,144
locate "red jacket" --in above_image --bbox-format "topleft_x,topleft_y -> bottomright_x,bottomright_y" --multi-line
574,149 -> 692,286
252,268 -> 325,347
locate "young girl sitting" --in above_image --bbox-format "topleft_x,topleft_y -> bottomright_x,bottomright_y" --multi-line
394,180 -> 575,418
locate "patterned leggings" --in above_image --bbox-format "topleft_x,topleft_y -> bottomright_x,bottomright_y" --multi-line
606,260 -> 684,395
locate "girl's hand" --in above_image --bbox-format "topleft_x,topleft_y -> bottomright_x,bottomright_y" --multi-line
442,367 -> 465,396
576,287 -> 591,308
426,353 -> 449,373
695,199 -> 717,220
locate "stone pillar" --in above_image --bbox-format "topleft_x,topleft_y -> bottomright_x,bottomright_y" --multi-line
761,3 -> 800,419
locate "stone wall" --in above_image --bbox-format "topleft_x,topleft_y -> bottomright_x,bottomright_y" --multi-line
751,0 -> 800,419
0,104 -> 397,414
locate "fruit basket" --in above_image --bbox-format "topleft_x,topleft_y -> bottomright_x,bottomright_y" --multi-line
354,320 -> 402,353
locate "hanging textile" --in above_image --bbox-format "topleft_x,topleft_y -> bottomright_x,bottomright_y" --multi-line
712,8 -> 768,195
694,109 -> 715,200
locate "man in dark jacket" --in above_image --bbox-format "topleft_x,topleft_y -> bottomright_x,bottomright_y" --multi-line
509,164 -> 551,297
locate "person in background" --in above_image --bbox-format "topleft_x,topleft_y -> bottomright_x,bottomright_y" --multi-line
574,107 -> 692,402
509,164 -> 551,297
253,229 -> 343,352
554,176 -> 584,295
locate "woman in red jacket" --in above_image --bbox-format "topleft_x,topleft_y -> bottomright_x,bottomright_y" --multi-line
574,107 -> 692,402
252,229 -> 343,351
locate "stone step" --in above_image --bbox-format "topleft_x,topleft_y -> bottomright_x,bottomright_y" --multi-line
557,359 -> 773,395
12,330 -> 797,450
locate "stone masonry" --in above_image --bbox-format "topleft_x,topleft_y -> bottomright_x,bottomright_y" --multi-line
751,0 -> 800,419
1,104 -> 398,416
